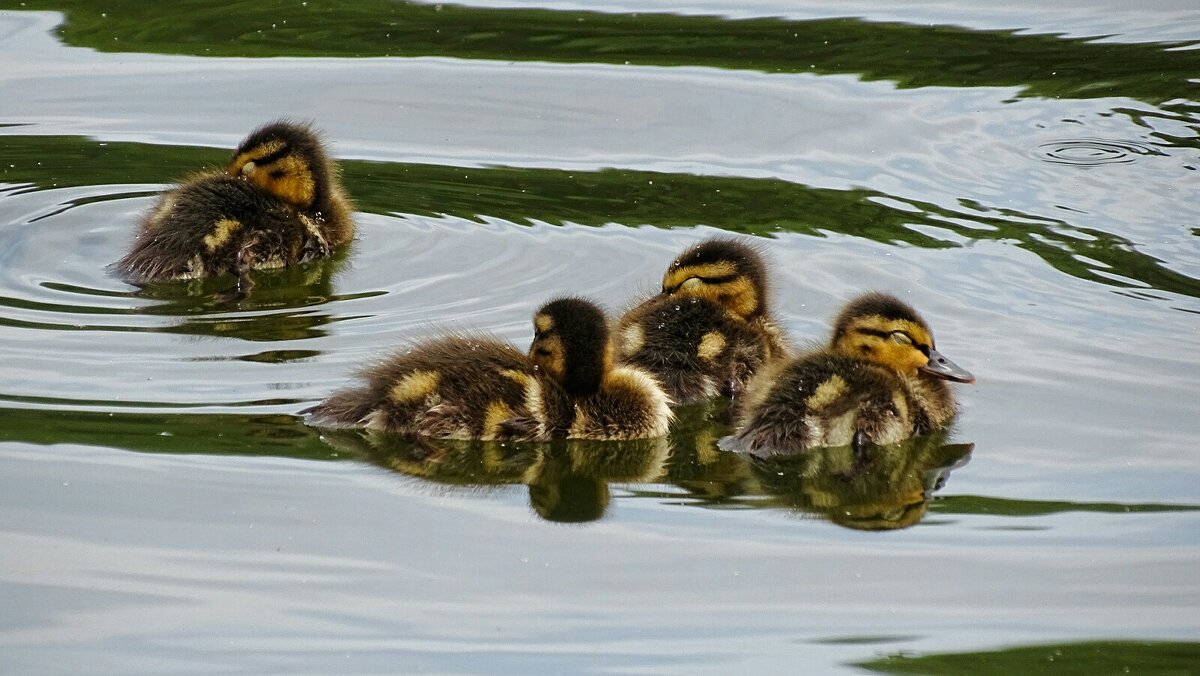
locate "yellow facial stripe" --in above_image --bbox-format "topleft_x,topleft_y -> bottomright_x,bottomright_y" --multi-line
531,335 -> 566,382
697,331 -> 727,361
719,276 -> 759,319
231,140 -> 285,168
269,155 -> 315,207
662,261 -> 737,290
389,370 -> 439,403
202,219 -> 242,251
836,316 -> 934,374
534,314 -> 554,332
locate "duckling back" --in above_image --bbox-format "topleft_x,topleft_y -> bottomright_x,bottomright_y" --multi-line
617,295 -> 783,403
304,336 -> 550,441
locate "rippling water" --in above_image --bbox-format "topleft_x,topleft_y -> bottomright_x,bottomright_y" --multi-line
2,1 -> 1199,672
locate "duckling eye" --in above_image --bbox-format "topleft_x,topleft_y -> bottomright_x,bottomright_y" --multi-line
680,277 -> 703,291
890,331 -> 913,346
239,161 -> 256,176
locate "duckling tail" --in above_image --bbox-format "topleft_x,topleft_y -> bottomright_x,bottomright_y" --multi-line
300,391 -> 374,428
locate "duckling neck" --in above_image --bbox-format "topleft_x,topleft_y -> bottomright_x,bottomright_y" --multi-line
901,372 -> 957,429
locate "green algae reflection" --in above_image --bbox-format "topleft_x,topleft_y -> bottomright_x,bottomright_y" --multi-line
855,640 -> 1200,675
4,1 -> 1198,105
5,134 -> 1199,299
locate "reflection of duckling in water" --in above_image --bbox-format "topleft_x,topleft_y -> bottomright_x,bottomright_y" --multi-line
660,401 -> 761,502
112,120 -> 354,298
529,437 -> 671,523
318,429 -> 669,524
303,297 -> 673,441
747,431 -> 973,530
616,238 -> 790,405
723,292 -> 974,455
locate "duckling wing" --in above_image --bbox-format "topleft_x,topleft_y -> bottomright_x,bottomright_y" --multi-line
305,336 -> 549,441
726,354 -> 896,455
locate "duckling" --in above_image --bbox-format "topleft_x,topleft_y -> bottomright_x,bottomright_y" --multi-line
303,297 -> 673,441
616,237 -> 790,404
723,292 -> 974,455
112,120 -> 354,297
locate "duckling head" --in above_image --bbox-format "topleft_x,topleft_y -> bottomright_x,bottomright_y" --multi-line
831,292 -> 974,383
529,297 -> 612,398
660,238 -> 768,321
226,120 -> 332,211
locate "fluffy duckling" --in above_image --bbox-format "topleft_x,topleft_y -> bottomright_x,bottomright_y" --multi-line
723,292 -> 973,455
303,297 -> 673,441
112,120 -> 354,296
616,238 -> 790,404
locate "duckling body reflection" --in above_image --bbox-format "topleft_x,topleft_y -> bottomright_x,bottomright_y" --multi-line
616,238 -> 790,404
748,432 -> 974,530
304,298 -> 673,441
725,293 -> 973,454
113,120 -> 354,296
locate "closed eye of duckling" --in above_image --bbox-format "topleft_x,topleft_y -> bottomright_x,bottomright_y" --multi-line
890,331 -> 913,346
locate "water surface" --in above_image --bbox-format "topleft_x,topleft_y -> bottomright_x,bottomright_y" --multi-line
1,1 -> 1198,672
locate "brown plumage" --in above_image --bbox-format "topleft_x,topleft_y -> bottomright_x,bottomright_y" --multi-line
723,292 -> 974,455
303,297 -> 674,441
112,120 -> 354,296
616,237 -> 790,404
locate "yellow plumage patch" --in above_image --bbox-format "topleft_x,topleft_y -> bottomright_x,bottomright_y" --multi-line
500,369 -> 530,386
482,400 -> 515,440
202,219 -> 242,251
697,331 -> 727,361
621,324 -> 645,356
534,314 -> 554,332
805,375 -> 848,411
389,370 -> 440,403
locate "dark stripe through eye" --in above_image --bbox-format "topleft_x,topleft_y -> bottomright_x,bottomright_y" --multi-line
702,274 -> 738,284
253,145 -> 291,166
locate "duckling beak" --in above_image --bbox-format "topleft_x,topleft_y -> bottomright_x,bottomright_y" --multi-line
921,348 -> 975,383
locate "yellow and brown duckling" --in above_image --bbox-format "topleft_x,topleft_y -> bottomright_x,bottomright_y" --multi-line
722,292 -> 974,455
112,120 -> 354,297
303,297 -> 673,441
616,237 -> 790,404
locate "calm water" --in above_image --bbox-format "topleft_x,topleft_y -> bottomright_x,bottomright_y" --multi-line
2,1 -> 1199,672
